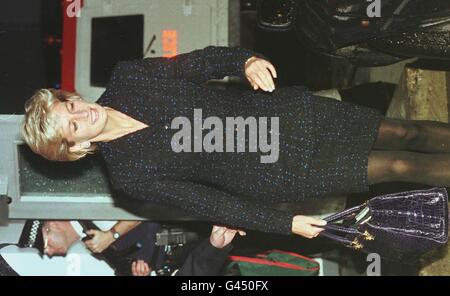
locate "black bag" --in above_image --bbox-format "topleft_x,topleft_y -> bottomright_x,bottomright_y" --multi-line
319,187 -> 449,262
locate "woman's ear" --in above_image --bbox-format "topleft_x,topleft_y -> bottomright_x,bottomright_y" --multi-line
69,141 -> 91,152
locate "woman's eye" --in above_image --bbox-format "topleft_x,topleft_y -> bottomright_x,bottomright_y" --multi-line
70,102 -> 75,111
72,122 -> 78,133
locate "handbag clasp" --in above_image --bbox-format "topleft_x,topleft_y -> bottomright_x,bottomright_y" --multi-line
362,230 -> 375,241
350,238 -> 363,250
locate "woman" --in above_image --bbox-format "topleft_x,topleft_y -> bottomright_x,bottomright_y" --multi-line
21,46 -> 450,239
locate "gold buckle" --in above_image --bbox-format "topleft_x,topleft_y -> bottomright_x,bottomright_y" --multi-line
362,230 -> 375,241
351,238 -> 364,250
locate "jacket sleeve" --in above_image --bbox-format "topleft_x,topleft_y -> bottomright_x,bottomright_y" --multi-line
121,179 -> 294,235
112,46 -> 265,85
175,239 -> 232,276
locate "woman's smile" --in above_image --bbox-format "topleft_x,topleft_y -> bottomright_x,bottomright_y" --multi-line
90,107 -> 99,125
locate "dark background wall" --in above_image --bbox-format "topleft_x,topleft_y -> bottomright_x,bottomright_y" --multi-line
0,1 -> 41,26
1,0 -> 336,115
0,0 -> 61,114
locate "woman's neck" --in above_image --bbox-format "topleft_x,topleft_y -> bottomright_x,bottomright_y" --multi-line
93,107 -> 149,142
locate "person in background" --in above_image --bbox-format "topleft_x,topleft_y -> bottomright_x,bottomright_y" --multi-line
132,225 -> 245,276
0,242 -> 115,276
20,219 -> 164,275
0,223 -> 242,276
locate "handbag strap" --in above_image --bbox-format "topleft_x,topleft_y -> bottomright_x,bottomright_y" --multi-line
323,202 -> 368,223
320,224 -> 362,235
318,201 -> 371,250
319,231 -> 364,250
318,231 -> 353,245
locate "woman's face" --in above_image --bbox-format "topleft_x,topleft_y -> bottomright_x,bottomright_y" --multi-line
51,97 -> 108,145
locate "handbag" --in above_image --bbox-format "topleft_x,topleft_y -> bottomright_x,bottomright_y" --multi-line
227,250 -> 320,276
319,187 -> 449,262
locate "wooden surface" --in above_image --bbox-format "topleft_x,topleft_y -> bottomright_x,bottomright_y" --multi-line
387,64 -> 450,123
386,63 -> 450,275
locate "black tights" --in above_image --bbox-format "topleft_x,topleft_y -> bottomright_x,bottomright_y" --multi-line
368,118 -> 450,186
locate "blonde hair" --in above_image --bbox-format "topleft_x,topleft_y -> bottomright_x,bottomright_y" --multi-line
21,89 -> 96,161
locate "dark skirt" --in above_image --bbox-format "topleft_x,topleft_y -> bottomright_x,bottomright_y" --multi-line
304,94 -> 383,198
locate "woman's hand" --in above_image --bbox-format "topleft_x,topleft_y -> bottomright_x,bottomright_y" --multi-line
209,225 -> 246,249
291,215 -> 327,239
132,260 -> 151,276
84,230 -> 115,253
244,56 -> 277,92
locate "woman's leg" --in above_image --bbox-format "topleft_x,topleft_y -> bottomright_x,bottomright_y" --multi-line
367,150 -> 450,186
373,117 -> 450,153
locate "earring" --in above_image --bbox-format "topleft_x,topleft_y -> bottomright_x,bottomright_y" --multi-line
81,142 -> 91,149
